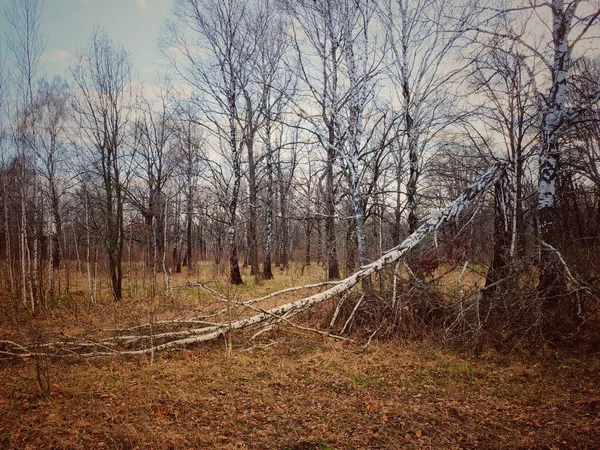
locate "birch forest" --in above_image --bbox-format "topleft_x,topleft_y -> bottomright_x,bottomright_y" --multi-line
1,0 -> 600,448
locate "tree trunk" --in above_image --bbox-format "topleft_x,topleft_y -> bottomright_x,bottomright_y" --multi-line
304,219 -> 312,267
514,149 -> 526,259
246,133 -> 259,276
186,184 -> 193,271
325,134 -> 340,279
263,124 -> 274,280
20,185 -> 28,308
278,157 -> 290,270
228,90 -> 243,285
3,177 -> 14,295
484,173 -> 512,299
343,18 -> 370,289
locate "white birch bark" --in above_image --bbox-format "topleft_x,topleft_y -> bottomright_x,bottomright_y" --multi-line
341,1 -> 369,274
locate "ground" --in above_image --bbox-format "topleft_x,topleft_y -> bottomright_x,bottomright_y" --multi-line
0,264 -> 599,449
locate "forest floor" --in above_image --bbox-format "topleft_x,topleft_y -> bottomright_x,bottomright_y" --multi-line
0,263 -> 599,449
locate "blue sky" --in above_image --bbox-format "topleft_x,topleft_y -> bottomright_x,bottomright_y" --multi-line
1,0 -> 173,83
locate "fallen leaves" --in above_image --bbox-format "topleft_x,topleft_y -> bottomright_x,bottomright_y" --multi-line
1,334 -> 600,449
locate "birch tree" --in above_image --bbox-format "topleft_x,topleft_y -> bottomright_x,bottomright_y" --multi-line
535,0 -> 600,300
284,0 -> 348,279
339,0 -> 380,278
385,0 -> 477,234
252,0 -> 293,279
0,44 -> 11,295
31,77 -> 71,299
165,0 -> 257,285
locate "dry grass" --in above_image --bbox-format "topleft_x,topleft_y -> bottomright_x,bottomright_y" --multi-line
1,333 -> 599,449
1,262 -> 600,449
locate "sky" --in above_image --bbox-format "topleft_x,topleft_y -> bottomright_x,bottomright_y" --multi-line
1,0 -> 173,84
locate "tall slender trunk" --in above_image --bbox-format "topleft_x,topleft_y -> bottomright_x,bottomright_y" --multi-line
3,179 -> 14,295
228,88 -> 243,285
46,212 -> 54,302
115,183 -> 124,301
398,1 -> 420,234
304,219 -> 312,267
343,23 -> 370,289
20,185 -> 28,308
393,160 -> 403,245
317,217 -> 323,265
31,175 -> 40,306
246,132 -> 259,276
514,149 -> 525,258
85,198 -> 94,303
163,196 -> 172,294
325,132 -> 340,279
277,151 -> 291,270
345,220 -> 356,276
263,120 -> 274,280
406,130 -> 419,234
72,219 -> 81,273
186,183 -> 193,271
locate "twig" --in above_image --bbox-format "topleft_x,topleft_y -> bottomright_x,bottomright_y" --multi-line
341,294 -> 365,335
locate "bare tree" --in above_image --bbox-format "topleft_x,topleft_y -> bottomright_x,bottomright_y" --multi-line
129,86 -> 176,294
165,0 -> 258,285
463,44 -> 538,291
384,0 -> 476,234
250,0 -> 293,279
3,0 -> 45,104
173,102 -> 205,274
0,43 -> 13,295
71,28 -> 134,301
535,0 -> 600,300
284,0 -> 348,279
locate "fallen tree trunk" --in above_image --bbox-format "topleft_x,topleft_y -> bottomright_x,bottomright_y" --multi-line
229,163 -> 507,326
0,164 -> 506,358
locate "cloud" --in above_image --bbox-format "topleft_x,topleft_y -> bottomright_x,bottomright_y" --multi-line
136,0 -> 148,9
42,49 -> 71,64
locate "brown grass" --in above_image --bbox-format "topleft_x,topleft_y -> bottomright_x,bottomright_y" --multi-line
1,334 -> 600,449
1,263 -> 599,449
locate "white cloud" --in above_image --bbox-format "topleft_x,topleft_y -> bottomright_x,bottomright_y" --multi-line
136,0 -> 148,9
42,49 -> 71,64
